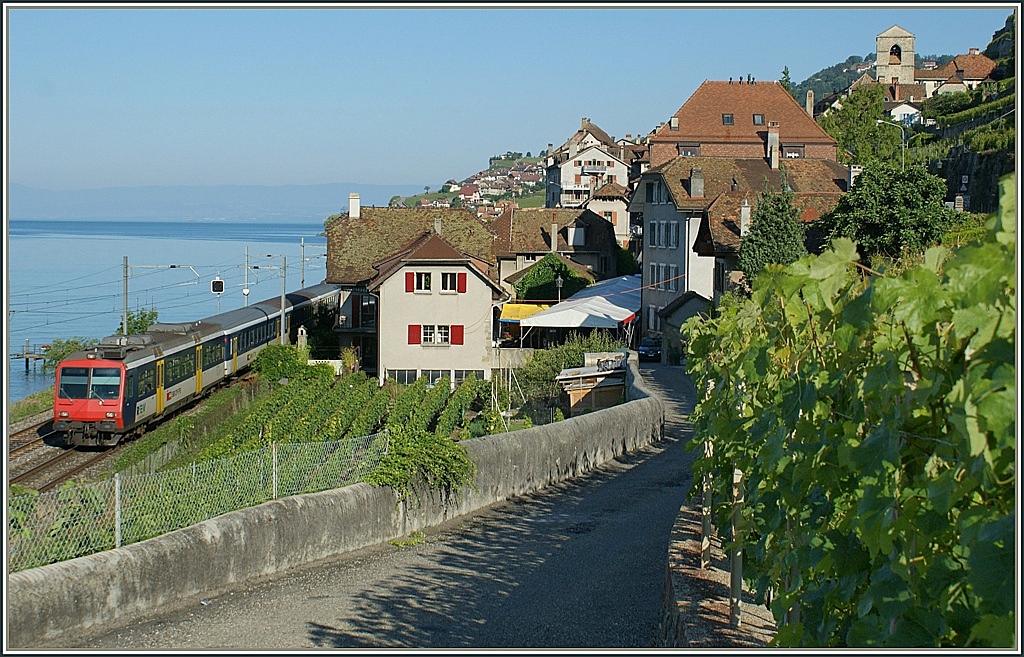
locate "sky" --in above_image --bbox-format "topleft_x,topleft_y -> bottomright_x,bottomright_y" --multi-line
3,3 -> 1016,191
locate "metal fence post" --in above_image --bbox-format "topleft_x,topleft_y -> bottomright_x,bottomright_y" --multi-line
272,441 -> 278,500
114,473 -> 122,549
701,437 -> 713,569
730,467 -> 744,628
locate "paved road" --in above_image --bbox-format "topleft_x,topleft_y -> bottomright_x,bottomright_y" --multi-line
78,363 -> 698,650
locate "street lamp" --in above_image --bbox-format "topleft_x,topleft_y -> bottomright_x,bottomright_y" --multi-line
253,254 -> 287,344
555,274 -> 564,303
876,119 -> 906,171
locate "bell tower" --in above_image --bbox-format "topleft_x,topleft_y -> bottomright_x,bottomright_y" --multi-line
875,25 -> 916,86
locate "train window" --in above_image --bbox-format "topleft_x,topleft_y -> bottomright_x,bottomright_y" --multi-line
127,373 -> 135,398
139,368 -> 155,396
92,368 -> 122,400
58,367 -> 90,399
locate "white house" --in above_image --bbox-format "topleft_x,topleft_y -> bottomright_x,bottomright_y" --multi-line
369,231 -> 508,387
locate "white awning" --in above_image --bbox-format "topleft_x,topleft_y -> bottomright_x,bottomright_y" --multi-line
520,274 -> 641,329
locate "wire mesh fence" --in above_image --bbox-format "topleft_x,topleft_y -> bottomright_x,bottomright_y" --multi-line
7,431 -> 389,574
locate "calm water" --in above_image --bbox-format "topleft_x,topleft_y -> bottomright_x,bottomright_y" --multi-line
5,218 -> 328,406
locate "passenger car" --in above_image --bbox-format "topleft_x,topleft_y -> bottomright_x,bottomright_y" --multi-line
637,337 -> 661,362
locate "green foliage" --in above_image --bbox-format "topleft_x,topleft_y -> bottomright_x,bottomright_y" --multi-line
8,386 -> 56,423
118,307 -> 158,335
780,66 -> 793,95
815,162 -> 958,260
42,337 -> 100,374
681,174 -> 1016,648
817,85 -> 901,166
516,331 -> 624,403
737,173 -> 808,284
251,344 -> 309,382
513,252 -> 588,302
921,91 -> 973,118
616,245 -> 639,275
365,426 -> 476,503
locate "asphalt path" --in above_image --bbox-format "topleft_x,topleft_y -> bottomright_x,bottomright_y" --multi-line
79,362 -> 699,650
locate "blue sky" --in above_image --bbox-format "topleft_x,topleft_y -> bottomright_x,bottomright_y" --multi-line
4,3 -> 1015,190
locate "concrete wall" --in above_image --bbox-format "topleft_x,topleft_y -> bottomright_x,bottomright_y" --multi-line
7,361 -> 664,649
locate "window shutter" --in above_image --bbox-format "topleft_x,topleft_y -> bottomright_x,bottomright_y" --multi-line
457,272 -> 467,293
451,325 -> 464,345
405,272 -> 414,292
408,324 -> 421,344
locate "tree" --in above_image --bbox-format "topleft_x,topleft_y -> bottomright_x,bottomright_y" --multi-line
737,173 -> 808,285
424,186 -> 431,194
119,307 -> 158,335
817,85 -> 901,166
42,337 -> 99,374
615,245 -> 638,275
780,66 -> 793,95
513,253 -> 587,302
814,162 -> 958,261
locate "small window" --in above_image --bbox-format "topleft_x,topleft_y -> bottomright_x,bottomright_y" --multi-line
677,142 -> 700,157
722,114 -> 734,126
441,272 -> 458,292
753,114 -> 765,125
416,272 -> 431,292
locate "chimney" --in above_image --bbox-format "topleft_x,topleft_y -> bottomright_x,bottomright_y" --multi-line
690,167 -> 704,198
806,89 -> 814,116
569,140 -> 578,158
848,164 -> 863,189
731,176 -> 739,192
348,192 -> 360,219
969,47 -> 979,55
740,198 -> 751,236
767,121 -> 780,170
582,117 -> 588,129
551,217 -> 559,253
548,142 -> 553,154
670,116 -> 679,130
434,216 -> 442,235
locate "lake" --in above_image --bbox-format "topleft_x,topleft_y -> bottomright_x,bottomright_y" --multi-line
5,217 -> 329,406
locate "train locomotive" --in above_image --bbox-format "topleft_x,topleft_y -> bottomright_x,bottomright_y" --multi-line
52,283 -> 342,448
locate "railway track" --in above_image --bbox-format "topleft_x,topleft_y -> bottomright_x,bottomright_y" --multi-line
8,415 -> 115,493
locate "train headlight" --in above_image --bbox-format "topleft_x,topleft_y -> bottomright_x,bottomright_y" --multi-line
59,411 -> 69,417
105,412 -> 116,418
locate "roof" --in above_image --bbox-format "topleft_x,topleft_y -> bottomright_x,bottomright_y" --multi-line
520,274 -> 641,329
877,24 -> 914,38
916,52 -> 996,81
637,155 -> 848,257
649,80 -> 836,147
324,207 -> 497,285
590,182 -> 629,199
490,207 -> 617,258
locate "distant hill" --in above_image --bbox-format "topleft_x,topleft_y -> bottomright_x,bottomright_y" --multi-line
6,182 -> 425,222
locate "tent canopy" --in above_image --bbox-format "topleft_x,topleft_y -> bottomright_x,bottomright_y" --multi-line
499,303 -> 550,323
519,274 -> 641,329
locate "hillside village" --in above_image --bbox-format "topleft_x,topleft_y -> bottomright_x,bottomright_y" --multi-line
322,17 -> 1015,385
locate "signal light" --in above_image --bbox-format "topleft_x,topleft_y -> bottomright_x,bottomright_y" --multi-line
211,278 -> 225,294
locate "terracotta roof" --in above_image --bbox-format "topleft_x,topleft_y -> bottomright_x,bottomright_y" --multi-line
919,52 -> 997,82
885,83 -> 927,102
649,80 -> 836,147
324,207 -> 496,285
591,182 -> 629,199
644,156 -> 848,257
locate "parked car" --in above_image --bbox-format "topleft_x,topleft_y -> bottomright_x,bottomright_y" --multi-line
637,337 -> 661,362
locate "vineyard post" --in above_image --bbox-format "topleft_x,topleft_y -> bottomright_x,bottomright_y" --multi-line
701,379 -> 715,569
730,467 -> 744,628
784,515 -> 801,627
701,437 -> 713,569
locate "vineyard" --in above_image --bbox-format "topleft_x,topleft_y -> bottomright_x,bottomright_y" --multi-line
682,174 -> 1015,648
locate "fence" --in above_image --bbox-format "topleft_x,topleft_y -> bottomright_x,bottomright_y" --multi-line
7,431 -> 389,574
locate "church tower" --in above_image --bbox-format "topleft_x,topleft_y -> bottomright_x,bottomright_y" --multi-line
875,25 -> 916,86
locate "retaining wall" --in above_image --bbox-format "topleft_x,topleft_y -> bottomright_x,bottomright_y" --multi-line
6,362 -> 665,649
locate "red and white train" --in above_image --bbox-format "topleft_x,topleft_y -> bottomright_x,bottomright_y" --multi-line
52,283 -> 341,447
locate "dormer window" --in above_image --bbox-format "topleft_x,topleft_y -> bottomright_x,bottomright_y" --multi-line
722,114 -> 734,126
753,114 -> 765,126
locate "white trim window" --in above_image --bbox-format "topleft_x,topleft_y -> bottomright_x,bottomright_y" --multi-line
658,263 -> 666,290
669,264 -> 679,292
659,221 -> 667,248
416,272 -> 431,292
669,221 -> 679,249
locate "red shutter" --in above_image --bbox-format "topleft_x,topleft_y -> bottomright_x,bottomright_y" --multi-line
457,272 -> 467,293
408,325 -> 421,344
451,325 -> 464,345
405,272 -> 414,292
